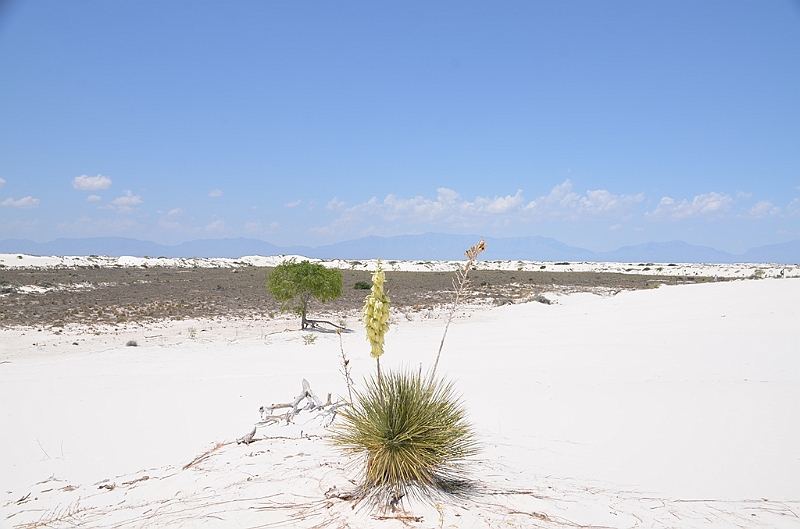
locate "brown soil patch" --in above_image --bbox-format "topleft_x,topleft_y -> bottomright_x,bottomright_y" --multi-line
0,266 -> 712,328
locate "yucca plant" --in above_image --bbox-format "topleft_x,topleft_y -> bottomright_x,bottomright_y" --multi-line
333,241 -> 485,509
332,368 -> 477,506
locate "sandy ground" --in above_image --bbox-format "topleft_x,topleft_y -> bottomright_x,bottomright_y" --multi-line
1,270 -> 798,528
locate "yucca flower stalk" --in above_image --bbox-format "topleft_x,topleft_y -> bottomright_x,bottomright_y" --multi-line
363,260 -> 390,381
431,239 -> 486,377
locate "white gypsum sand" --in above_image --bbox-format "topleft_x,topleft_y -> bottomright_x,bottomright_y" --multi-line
1,252 -> 797,279
0,272 -> 798,528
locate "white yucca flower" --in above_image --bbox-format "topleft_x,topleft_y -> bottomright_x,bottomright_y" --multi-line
363,260 -> 390,360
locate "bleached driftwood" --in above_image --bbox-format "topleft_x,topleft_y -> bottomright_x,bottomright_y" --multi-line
302,316 -> 347,331
258,379 -> 347,427
237,426 -> 257,445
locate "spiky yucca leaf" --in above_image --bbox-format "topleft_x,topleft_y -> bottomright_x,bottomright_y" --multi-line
332,369 -> 478,504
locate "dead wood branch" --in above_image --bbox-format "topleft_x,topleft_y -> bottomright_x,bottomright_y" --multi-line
237,426 -> 257,445
183,441 -> 231,470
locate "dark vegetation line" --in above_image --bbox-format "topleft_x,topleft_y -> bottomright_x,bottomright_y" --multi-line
0,267 -> 713,328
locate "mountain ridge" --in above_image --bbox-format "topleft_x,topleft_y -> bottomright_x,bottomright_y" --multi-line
1,234 -> 798,264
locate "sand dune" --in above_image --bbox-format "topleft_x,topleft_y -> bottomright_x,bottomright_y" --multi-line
1,266 -> 798,528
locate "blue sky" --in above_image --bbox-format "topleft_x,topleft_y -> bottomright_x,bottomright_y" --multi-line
1,1 -> 798,253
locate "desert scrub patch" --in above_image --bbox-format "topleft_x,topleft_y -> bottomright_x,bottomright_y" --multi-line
354,281 -> 371,290
302,333 -> 317,345
332,369 -> 477,505
532,293 -> 551,305
125,340 -> 138,347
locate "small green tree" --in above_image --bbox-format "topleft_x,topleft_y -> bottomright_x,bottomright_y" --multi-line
266,260 -> 343,329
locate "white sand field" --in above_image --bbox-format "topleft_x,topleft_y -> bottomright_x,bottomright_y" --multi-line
1,261 -> 798,527
1,252 -> 797,279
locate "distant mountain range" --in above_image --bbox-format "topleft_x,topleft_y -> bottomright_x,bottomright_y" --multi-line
1,234 -> 799,264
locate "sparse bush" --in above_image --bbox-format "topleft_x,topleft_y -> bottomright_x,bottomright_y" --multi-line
302,333 -> 317,345
332,369 -> 477,505
533,293 -> 551,305
126,340 -> 138,347
188,327 -> 197,339
354,281 -> 371,290
267,259 -> 343,329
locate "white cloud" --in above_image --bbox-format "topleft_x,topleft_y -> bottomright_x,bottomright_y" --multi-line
748,200 -> 780,219
608,223 -> 622,232
208,189 -> 223,198
72,174 -> 112,190
285,199 -> 302,208
736,191 -> 752,199
205,219 -> 226,233
786,198 -> 800,217
524,180 -> 644,220
101,190 -> 142,213
1,196 -> 40,208
472,190 -> 525,214
313,181 -> 642,236
0,178 -> 5,188
87,194 -> 102,202
326,197 -> 346,210
645,192 -> 733,221
167,208 -> 184,217
112,190 -> 142,206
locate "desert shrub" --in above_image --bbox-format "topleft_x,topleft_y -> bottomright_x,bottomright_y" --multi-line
533,293 -> 551,305
302,333 -> 317,345
332,369 -> 477,505
267,259 -> 342,328
354,281 -> 371,290
126,340 -> 138,347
